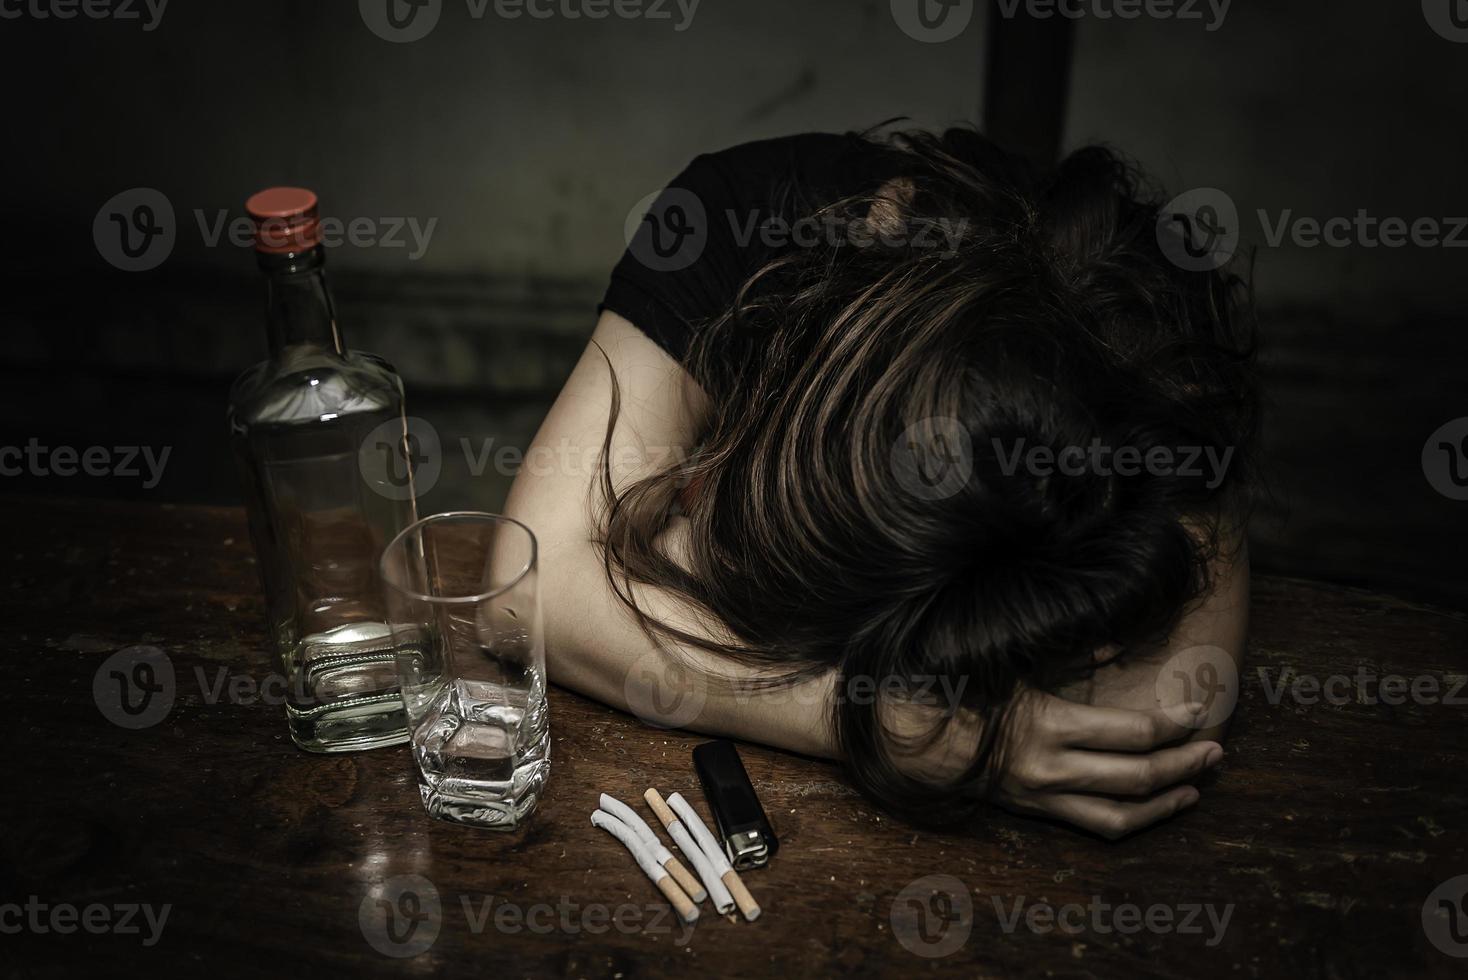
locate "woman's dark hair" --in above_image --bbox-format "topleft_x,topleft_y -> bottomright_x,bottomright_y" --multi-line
596,126 -> 1259,826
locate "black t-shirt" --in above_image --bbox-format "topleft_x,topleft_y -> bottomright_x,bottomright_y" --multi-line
601,132 -> 888,363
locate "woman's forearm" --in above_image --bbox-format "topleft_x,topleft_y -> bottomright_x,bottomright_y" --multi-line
534,529 -> 837,759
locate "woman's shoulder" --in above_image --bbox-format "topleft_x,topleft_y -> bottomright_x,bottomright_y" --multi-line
678,131 -> 879,208
684,131 -> 866,174
602,130 -> 881,363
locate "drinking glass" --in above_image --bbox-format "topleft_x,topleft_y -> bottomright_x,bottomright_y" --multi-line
379,512 -> 550,829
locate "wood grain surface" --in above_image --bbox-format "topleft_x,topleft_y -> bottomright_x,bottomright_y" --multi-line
1,497 -> 1465,978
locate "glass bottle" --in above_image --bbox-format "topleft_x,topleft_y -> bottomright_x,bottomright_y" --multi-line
227,187 -> 415,752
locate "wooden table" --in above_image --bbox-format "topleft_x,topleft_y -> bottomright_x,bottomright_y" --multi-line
3,498 -> 1465,978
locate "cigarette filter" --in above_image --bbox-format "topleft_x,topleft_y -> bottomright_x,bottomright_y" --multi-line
668,792 -> 761,922
600,792 -> 707,903
644,787 -> 735,914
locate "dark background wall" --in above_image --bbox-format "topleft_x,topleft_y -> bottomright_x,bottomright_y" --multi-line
1,0 -> 1463,605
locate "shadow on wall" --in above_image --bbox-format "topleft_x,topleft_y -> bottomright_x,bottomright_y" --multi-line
1,0 -> 1465,605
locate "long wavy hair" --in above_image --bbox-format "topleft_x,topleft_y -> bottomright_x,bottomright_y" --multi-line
596,127 -> 1259,826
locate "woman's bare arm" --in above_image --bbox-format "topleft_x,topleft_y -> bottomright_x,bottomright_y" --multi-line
502,310 -> 836,757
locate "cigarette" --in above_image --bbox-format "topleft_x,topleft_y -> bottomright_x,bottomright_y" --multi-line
668,792 -> 761,922
590,809 -> 699,923
644,787 -> 736,915
599,793 -> 708,904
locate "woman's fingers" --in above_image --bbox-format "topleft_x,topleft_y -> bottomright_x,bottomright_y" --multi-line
998,692 -> 1221,838
1054,741 -> 1223,796
1048,698 -> 1208,751
1042,785 -> 1201,840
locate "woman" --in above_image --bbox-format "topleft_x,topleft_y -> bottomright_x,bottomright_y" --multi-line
503,127 -> 1256,837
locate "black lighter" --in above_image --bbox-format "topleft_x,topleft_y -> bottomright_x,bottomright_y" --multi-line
692,740 -> 779,870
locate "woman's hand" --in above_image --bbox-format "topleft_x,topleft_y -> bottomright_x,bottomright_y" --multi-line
888,688 -> 1221,839
989,691 -> 1222,839
986,537 -> 1248,836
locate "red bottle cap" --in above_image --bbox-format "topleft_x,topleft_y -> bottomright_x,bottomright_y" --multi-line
246,187 -> 322,254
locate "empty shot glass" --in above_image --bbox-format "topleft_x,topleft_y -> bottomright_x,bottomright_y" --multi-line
379,512 -> 550,829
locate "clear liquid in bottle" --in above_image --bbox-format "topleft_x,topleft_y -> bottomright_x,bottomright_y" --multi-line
228,187 -> 416,752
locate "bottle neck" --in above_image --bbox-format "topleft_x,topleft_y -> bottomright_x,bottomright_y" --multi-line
260,246 -> 344,358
